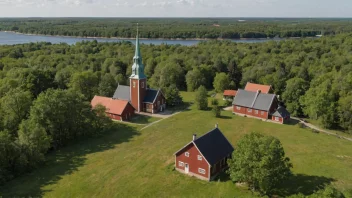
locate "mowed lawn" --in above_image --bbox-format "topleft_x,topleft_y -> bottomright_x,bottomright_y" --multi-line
1,92 -> 352,197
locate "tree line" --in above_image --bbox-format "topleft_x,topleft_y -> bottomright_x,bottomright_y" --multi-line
2,18 -> 352,39
1,32 -> 352,184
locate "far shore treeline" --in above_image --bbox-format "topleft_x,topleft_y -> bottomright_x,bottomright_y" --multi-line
1,32 -> 352,185
1,18 -> 352,39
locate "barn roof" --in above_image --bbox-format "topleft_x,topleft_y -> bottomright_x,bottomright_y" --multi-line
193,127 -> 234,165
112,85 -> 130,101
245,82 -> 272,94
223,90 -> 237,96
143,89 -> 159,103
272,106 -> 290,118
233,89 -> 276,111
91,95 -> 133,115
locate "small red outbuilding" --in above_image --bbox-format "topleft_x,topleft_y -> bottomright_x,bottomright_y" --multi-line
174,125 -> 234,181
91,95 -> 135,121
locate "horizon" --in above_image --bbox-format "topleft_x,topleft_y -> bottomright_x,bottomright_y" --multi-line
1,0 -> 352,18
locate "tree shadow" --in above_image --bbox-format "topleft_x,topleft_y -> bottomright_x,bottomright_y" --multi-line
213,172 -> 232,182
286,118 -> 300,126
0,123 -> 140,197
274,174 -> 335,196
218,115 -> 232,119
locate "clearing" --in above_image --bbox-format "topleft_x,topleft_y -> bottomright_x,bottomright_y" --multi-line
1,92 -> 352,197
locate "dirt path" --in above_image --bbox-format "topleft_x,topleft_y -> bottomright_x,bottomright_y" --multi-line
140,112 -> 181,130
291,117 -> 352,142
135,110 -> 175,119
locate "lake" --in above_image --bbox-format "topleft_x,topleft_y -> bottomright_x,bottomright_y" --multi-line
0,31 -> 282,46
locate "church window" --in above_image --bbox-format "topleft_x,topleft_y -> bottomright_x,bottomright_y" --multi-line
141,82 -> 144,88
133,82 -> 136,88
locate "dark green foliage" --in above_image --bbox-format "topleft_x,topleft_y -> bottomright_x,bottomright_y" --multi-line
211,99 -> 221,117
186,68 -> 206,91
213,72 -> 230,93
282,78 -> 309,116
28,89 -> 109,148
195,86 -> 208,110
1,18 -> 351,39
0,88 -> 32,135
98,73 -> 117,97
289,186 -> 345,198
163,85 -> 183,107
227,132 -> 292,195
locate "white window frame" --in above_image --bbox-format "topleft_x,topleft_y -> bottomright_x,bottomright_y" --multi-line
236,106 -> 241,110
185,152 -> 189,157
133,81 -> 136,88
248,108 -> 252,113
198,168 -> 206,174
275,117 -> 280,121
197,155 -> 202,161
178,161 -> 184,167
255,110 -> 258,114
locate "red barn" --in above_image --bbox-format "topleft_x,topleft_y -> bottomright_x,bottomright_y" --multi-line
232,89 -> 290,124
174,125 -> 234,181
91,96 -> 135,121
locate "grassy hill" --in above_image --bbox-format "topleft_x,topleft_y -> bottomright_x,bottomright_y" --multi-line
1,92 -> 352,197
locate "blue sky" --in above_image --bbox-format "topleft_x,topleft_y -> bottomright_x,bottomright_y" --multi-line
0,0 -> 351,17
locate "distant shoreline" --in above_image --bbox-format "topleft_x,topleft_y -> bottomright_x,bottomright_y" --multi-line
1,31 -> 285,41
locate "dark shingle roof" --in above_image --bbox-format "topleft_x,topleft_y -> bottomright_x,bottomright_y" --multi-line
233,89 -> 276,111
272,106 -> 290,118
112,85 -> 130,101
143,89 -> 159,103
193,128 -> 234,165
252,93 -> 276,111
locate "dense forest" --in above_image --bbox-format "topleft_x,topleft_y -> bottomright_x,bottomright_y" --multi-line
2,18 -> 352,39
1,33 -> 352,185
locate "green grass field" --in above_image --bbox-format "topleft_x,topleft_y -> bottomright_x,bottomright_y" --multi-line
129,114 -> 161,124
1,92 -> 352,197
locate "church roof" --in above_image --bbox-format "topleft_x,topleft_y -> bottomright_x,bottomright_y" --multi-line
112,85 -> 130,101
130,24 -> 147,80
143,89 -> 159,103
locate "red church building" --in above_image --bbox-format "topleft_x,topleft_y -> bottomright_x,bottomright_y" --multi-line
91,26 -> 166,119
174,125 -> 234,181
112,27 -> 166,114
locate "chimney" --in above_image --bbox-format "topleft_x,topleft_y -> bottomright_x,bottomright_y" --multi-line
193,134 -> 197,141
215,123 -> 218,128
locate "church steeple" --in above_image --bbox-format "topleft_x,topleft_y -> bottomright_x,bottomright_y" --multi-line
131,23 -> 146,79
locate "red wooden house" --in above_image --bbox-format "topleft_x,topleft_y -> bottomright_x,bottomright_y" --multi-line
91,96 -> 135,121
271,106 -> 291,124
232,89 -> 290,124
174,125 -> 234,181
223,90 -> 237,101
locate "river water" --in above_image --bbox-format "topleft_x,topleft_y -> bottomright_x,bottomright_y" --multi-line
0,31 -> 282,46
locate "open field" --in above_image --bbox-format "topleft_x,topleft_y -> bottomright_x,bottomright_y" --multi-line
129,114 -> 161,124
1,92 -> 352,197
